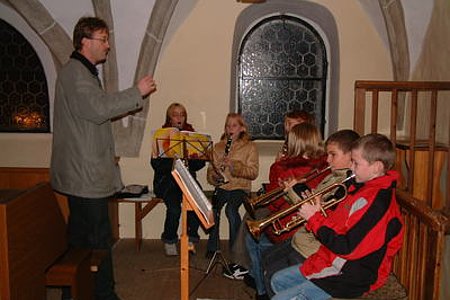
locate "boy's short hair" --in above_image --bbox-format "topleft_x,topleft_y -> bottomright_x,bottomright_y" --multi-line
325,129 -> 360,153
352,133 -> 395,171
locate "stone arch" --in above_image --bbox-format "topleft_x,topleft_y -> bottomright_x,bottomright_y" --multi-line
4,0 -> 72,69
113,0 -> 179,157
93,0 -> 119,93
378,0 -> 410,80
5,0 -> 180,157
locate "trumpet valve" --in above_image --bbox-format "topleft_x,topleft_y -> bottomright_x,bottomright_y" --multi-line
319,206 -> 328,217
285,187 -> 301,205
272,219 -> 284,236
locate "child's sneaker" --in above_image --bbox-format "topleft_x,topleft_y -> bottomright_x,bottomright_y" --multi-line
222,263 -> 249,280
188,241 -> 196,255
164,243 -> 178,256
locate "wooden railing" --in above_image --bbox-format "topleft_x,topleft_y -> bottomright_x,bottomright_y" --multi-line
353,80 -> 450,212
353,81 -> 450,300
394,190 -> 448,300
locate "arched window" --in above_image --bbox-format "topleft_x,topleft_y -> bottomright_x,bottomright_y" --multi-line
238,15 -> 327,139
0,19 -> 50,133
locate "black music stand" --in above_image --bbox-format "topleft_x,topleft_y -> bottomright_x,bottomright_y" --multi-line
189,196 -> 234,296
153,127 -> 212,160
204,198 -> 233,275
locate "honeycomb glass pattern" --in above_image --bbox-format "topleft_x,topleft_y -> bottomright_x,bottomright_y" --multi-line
238,16 -> 327,139
0,19 -> 50,132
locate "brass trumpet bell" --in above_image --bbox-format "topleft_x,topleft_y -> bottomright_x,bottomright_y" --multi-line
246,173 -> 355,239
243,166 -> 331,218
243,187 -> 286,218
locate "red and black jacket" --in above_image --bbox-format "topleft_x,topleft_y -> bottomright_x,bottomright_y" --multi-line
301,170 -> 404,298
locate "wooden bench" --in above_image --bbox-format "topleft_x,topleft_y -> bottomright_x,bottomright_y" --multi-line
45,248 -> 94,299
332,274 -> 407,300
353,80 -> 450,299
0,183 -> 100,299
331,188 -> 450,300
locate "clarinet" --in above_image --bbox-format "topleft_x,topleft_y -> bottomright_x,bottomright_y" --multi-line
223,135 -> 232,160
214,136 -> 232,185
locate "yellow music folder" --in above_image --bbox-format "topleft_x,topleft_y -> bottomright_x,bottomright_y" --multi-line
152,127 -> 212,160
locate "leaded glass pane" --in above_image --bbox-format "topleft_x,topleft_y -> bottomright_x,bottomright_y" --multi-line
0,19 -> 50,132
238,16 -> 327,139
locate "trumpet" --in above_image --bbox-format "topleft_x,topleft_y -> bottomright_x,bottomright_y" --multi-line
246,173 -> 355,239
243,166 -> 331,218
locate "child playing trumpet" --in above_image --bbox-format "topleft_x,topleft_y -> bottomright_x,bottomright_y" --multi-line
271,133 -> 404,300
245,122 -> 328,300
262,129 -> 360,297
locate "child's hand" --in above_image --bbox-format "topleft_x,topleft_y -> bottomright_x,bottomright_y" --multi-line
300,190 -> 324,204
280,177 -> 296,189
212,172 -> 223,183
298,197 -> 321,220
222,157 -> 231,168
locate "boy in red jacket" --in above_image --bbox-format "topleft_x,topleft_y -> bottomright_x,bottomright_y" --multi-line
271,133 -> 404,300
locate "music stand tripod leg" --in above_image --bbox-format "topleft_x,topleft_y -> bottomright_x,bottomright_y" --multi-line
190,205 -> 234,297
204,204 -> 233,276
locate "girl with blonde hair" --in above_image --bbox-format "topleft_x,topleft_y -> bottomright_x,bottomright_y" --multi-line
206,113 -> 259,258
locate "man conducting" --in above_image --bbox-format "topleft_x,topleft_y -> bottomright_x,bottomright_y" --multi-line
51,16 -> 157,300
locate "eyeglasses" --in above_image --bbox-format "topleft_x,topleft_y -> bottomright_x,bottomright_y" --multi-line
87,36 -> 109,43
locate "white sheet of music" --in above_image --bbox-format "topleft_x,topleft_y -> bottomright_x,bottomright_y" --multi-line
172,159 -> 213,225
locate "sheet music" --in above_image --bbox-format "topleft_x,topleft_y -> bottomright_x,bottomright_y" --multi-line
152,127 -> 212,159
172,159 -> 213,225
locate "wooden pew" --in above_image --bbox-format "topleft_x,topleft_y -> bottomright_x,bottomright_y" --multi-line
331,190 -> 449,300
0,183 -> 94,300
0,167 -> 120,242
393,190 -> 449,300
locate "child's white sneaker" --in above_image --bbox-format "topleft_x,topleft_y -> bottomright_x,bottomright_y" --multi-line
188,241 -> 196,255
164,243 -> 178,256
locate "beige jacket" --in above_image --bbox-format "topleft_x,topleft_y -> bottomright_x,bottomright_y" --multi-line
291,168 -> 351,258
207,138 -> 259,192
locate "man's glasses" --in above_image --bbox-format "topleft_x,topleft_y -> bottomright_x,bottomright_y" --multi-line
87,36 -> 109,44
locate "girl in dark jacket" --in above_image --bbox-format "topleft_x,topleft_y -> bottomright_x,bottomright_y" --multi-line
151,103 -> 205,256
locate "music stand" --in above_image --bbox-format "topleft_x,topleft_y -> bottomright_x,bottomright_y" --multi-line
172,159 -> 214,300
153,128 -> 212,300
202,202 -> 234,283
153,127 -> 212,160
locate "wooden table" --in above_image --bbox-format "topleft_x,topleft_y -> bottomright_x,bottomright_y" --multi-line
116,193 -> 163,252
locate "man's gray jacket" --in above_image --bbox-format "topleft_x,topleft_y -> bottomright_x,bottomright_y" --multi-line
51,57 -> 143,198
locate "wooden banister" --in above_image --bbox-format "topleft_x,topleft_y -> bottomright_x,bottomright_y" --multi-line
353,80 -> 450,210
353,80 -> 450,300
394,190 -> 448,300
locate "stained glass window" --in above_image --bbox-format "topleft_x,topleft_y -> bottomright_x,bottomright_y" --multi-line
238,16 -> 327,139
0,19 -> 50,133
